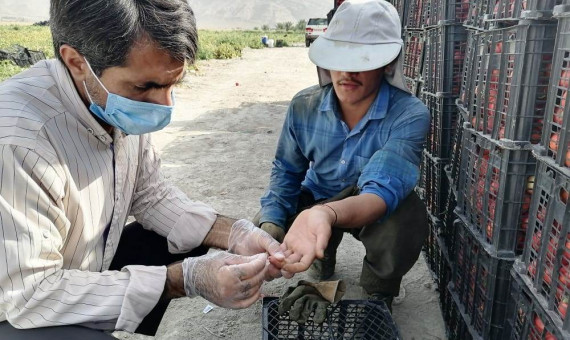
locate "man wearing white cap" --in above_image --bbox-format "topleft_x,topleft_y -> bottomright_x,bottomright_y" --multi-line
255,0 -> 430,310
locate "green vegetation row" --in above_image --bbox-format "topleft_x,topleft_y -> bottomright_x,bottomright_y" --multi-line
0,25 -> 305,81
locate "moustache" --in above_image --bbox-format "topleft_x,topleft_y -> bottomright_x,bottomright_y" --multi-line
337,78 -> 362,86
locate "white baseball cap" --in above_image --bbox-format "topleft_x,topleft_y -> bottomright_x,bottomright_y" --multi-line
309,0 -> 410,93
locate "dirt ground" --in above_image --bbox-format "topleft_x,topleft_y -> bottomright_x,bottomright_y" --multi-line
114,46 -> 447,340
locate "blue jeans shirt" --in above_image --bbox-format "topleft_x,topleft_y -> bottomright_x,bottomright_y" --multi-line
260,81 -> 430,228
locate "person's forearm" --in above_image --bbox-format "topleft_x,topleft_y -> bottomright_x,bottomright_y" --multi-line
202,215 -> 236,249
162,262 -> 185,300
316,193 -> 387,229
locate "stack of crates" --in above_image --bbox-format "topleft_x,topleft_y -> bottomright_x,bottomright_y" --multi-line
506,4 -> 570,339
412,0 -> 564,339
403,0 -> 427,95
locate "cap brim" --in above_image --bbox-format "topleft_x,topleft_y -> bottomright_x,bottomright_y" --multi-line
309,36 -> 402,72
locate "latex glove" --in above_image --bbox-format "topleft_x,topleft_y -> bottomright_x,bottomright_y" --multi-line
280,206 -> 334,274
279,283 -> 329,324
228,219 -> 285,281
182,251 -> 267,309
260,222 -> 285,243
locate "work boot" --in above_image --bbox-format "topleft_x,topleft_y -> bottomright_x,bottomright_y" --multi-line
367,292 -> 394,313
308,228 -> 343,280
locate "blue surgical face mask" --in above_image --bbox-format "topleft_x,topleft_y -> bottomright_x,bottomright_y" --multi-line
83,59 -> 175,135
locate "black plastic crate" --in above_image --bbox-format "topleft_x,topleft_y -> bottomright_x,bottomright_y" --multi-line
444,284 -> 477,340
418,150 -> 450,218
451,219 -> 515,339
447,104 -> 467,195
422,92 -> 459,159
520,157 -> 570,332
505,269 -> 569,339
458,29 -> 478,111
541,5 -> 570,171
405,76 -> 422,97
485,0 -> 562,27
422,24 -> 468,97
405,0 -> 428,29
442,184 -> 458,257
261,297 -> 400,340
387,0 -> 407,27
456,127 -> 536,257
465,0 -> 493,30
464,22 -> 556,143
424,214 -> 453,287
424,0 -> 471,26
403,30 -> 425,80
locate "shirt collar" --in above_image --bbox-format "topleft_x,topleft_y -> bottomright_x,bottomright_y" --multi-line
319,80 -> 391,121
49,60 -> 114,145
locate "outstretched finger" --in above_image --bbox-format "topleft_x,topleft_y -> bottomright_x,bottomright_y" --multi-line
282,253 -> 313,274
226,253 -> 267,280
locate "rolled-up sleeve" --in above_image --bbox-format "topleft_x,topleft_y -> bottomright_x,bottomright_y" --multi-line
358,107 -> 430,215
130,135 -> 218,253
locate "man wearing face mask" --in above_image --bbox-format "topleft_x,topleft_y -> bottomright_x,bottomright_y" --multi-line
255,0 -> 430,312
0,1 -> 285,338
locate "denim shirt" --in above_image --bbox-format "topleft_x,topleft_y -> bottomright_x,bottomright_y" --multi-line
260,81 -> 430,228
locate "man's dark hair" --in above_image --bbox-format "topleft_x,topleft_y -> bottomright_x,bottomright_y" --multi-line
50,0 -> 198,75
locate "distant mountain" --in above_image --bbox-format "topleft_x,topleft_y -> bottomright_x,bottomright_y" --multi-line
0,0 -> 332,29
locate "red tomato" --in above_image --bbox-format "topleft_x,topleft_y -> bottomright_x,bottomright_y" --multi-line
561,188 -> 569,204
560,69 -> 570,89
529,260 -> 537,278
521,215 -> 529,231
559,266 -> 570,289
532,231 -> 542,251
534,314 -> 545,333
545,332 -> 558,340
550,132 -> 560,153
559,297 -> 568,319
565,151 -> 570,168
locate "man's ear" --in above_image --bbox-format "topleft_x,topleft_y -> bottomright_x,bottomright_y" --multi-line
59,44 -> 89,82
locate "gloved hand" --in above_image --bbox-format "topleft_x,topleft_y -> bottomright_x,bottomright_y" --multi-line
260,222 -> 286,243
278,280 -> 346,324
228,219 -> 285,281
182,251 -> 267,309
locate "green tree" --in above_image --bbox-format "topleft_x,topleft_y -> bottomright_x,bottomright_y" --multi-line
284,21 -> 294,32
275,22 -> 285,31
261,24 -> 270,31
253,27 -> 259,30
296,19 -> 306,32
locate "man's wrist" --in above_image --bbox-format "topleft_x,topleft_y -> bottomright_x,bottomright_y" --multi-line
202,215 -> 236,249
162,262 -> 186,300
312,204 -> 338,226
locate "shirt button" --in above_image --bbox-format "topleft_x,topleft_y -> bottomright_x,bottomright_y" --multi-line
87,128 -> 94,135
340,160 -> 346,164
99,136 -> 106,142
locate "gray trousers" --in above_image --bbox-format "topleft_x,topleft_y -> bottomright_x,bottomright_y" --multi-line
256,186 -> 428,296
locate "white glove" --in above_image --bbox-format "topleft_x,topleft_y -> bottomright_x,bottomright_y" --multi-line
182,251 -> 267,309
228,219 -> 286,280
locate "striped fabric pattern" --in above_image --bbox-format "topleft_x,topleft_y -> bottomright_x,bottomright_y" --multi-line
0,60 -> 217,332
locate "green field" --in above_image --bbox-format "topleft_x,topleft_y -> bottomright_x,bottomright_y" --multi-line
0,25 -> 304,81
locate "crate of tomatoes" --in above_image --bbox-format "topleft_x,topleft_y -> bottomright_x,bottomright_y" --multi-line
465,22 -> 556,144
456,127 -> 536,257
403,30 -> 425,80
465,0 -> 561,30
487,0 -> 562,27
520,157 -> 570,332
422,24 -> 467,97
418,150 -> 450,218
450,219 -> 515,339
540,6 -> 570,172
405,0 -> 428,29
505,269 -> 569,339
422,92 -> 458,160
457,29 -> 478,112
424,0 -> 470,26
445,283 -> 478,340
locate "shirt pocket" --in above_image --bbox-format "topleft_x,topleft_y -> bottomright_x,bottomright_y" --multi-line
353,155 -> 371,175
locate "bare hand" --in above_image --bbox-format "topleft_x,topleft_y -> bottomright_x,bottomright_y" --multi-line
280,206 -> 334,274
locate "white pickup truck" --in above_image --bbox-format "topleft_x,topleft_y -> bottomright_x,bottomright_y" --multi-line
305,18 -> 328,47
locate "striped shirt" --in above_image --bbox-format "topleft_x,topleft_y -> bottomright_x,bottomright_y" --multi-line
0,60 -> 217,332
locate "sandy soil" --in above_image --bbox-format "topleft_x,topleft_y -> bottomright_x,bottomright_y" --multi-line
114,46 -> 447,340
